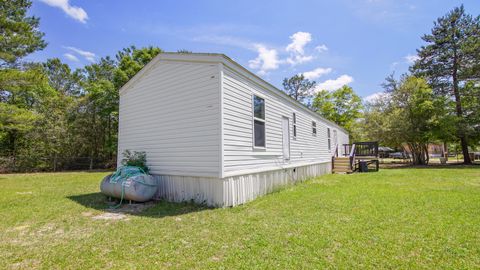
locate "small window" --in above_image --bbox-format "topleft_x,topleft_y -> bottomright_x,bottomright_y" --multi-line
327,128 -> 331,151
253,95 -> 266,148
312,121 -> 317,136
293,113 -> 297,138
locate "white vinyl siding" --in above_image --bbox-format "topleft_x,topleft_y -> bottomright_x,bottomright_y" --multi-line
118,60 -> 221,177
222,65 -> 344,175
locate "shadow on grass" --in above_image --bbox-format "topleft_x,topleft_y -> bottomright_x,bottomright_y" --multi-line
67,192 -> 211,218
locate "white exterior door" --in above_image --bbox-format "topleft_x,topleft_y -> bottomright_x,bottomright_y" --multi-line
282,117 -> 290,160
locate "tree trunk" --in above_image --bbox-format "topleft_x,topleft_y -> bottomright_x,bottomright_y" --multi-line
443,142 -> 448,161
53,153 -> 57,172
424,144 -> 429,165
408,143 -> 429,165
10,131 -> 17,171
452,29 -> 471,164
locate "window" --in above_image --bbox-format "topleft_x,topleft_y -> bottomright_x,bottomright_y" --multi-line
292,113 -> 297,138
312,121 -> 317,136
253,95 -> 266,148
327,128 -> 331,151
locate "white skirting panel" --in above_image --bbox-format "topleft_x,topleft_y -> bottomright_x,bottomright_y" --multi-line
223,162 -> 331,206
153,162 -> 331,207
153,175 -> 225,207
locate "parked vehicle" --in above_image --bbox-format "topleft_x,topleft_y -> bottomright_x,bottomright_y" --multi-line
390,152 -> 409,159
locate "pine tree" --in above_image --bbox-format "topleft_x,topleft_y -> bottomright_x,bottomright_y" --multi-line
0,0 -> 47,66
282,74 -> 315,104
412,5 -> 480,164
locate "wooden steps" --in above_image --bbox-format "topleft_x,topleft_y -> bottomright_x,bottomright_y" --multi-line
332,157 -> 353,174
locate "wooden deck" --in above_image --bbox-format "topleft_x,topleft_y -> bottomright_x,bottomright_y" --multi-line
333,142 -> 380,174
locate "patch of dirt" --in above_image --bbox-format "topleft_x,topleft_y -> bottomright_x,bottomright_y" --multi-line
92,212 -> 129,221
12,225 -> 30,231
15,191 -> 33,195
81,211 -> 93,217
90,201 -> 157,220
9,259 -> 41,269
113,201 -> 156,214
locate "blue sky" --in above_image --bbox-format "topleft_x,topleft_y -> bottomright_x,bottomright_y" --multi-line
30,0 -> 480,100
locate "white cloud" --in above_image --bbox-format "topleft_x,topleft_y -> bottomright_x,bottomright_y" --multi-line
315,75 -> 354,92
63,53 -> 79,62
247,31 -> 332,75
404,54 -> 419,64
248,44 -> 281,75
286,32 -> 312,55
286,32 -> 314,65
363,92 -> 386,102
63,46 -> 96,62
286,55 -> 313,65
315,44 -> 328,53
39,0 -> 88,23
301,67 -> 332,80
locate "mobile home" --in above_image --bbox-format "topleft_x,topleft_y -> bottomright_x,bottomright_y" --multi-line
118,53 -> 349,207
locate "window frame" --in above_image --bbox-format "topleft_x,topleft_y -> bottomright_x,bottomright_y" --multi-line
252,94 -> 266,149
312,121 -> 317,136
327,127 -> 331,151
292,112 -> 297,139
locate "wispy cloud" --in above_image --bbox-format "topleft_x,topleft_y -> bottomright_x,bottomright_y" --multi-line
286,32 -> 314,65
63,46 -> 96,62
404,54 -> 419,64
315,75 -> 354,92
192,30 -> 335,78
363,91 -> 386,102
191,35 -> 255,50
248,44 -> 281,75
39,0 -> 88,23
315,45 -> 329,53
346,0 -> 417,27
246,31 -> 329,75
63,53 -> 79,62
301,67 -> 332,80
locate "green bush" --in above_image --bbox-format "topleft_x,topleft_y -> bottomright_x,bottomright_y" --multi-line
121,150 -> 149,173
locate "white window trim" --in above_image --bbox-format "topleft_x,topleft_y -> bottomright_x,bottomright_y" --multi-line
327,127 -> 331,152
312,120 -> 317,136
292,112 -> 297,139
252,94 -> 266,150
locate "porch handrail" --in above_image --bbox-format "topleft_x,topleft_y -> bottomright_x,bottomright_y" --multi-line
349,143 -> 356,171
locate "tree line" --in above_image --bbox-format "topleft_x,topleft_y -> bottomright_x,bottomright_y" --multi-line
0,0 -> 163,172
282,5 -> 480,165
1,1 -> 479,173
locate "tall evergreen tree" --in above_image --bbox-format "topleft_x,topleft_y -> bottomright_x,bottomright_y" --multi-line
0,0 -> 49,170
282,74 -> 316,104
0,0 -> 47,66
412,5 -> 480,164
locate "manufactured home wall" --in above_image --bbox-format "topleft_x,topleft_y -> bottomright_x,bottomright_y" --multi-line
222,65 -> 344,176
118,60 -> 221,177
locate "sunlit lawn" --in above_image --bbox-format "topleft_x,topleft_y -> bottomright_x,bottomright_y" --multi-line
1,167 -> 480,269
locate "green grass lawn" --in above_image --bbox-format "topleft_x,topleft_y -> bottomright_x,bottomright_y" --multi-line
1,168 -> 480,269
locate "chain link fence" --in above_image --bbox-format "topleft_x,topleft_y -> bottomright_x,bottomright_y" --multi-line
0,156 -> 116,173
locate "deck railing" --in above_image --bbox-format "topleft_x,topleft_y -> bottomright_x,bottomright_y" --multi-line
343,141 -> 379,158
